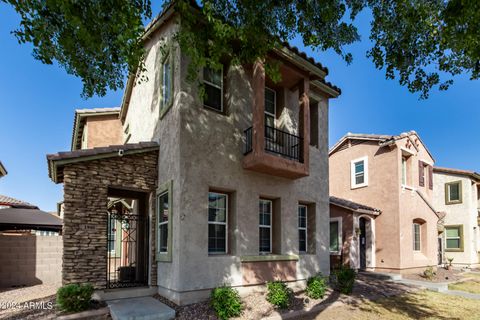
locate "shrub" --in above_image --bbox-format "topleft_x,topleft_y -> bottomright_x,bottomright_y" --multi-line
266,281 -> 292,309
305,274 -> 328,299
334,267 -> 356,294
56,283 -> 94,312
423,266 -> 436,280
210,286 -> 242,320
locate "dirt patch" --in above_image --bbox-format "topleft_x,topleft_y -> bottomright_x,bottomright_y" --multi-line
401,267 -> 463,283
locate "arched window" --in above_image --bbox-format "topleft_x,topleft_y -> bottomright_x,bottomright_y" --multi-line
412,219 -> 426,252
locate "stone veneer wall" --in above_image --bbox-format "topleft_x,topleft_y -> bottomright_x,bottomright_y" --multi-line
61,152 -> 158,288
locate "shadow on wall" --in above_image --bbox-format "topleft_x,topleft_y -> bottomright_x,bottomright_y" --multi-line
0,234 -> 62,288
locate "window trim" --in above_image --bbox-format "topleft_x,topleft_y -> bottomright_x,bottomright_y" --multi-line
329,217 -> 343,255
351,156 -> 368,189
203,66 -> 224,112
159,47 -> 174,119
445,225 -> 464,252
156,180 -> 173,262
298,204 -> 308,254
413,223 -> 421,252
445,181 -> 463,205
208,191 -> 229,255
259,199 -> 273,254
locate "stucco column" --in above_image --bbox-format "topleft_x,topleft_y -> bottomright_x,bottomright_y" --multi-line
298,78 -> 310,168
252,59 -> 265,155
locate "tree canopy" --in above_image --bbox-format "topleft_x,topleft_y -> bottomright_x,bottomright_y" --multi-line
4,0 -> 479,99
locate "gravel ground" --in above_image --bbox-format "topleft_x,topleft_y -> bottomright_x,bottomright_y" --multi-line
0,284 -> 108,320
154,273 -> 417,320
401,268 -> 463,283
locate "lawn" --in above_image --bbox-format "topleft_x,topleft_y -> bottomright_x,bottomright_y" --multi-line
449,280 -> 480,294
304,290 -> 480,320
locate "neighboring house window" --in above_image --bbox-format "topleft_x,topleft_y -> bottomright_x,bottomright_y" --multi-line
413,223 -> 421,251
203,66 -> 223,112
81,128 -> 88,149
445,225 -> 463,251
401,157 -> 407,185
330,218 -> 342,254
107,214 -> 116,253
351,157 -> 368,188
124,124 -> 131,144
259,199 -> 272,254
208,192 -> 228,254
445,181 -> 462,204
158,191 -> 169,253
298,205 -> 307,253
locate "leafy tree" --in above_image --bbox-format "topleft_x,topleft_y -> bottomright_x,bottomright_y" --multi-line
3,0 -> 479,99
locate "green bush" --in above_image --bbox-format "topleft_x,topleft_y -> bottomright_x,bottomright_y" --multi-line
266,281 -> 292,309
334,267 -> 356,294
56,283 -> 94,312
305,274 -> 328,299
210,286 -> 242,320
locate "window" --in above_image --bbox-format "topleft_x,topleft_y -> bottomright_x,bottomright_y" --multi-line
445,181 -> 462,204
259,199 -> 272,253
330,218 -> 342,254
401,157 -> 407,185
351,157 -> 368,188
413,223 -> 421,251
157,180 -> 172,262
107,214 -> 116,253
208,192 -> 228,254
445,225 -> 463,251
265,87 -> 276,140
203,67 -> 223,111
124,124 -> 131,144
158,191 -> 169,254
160,50 -> 174,118
298,205 -> 307,253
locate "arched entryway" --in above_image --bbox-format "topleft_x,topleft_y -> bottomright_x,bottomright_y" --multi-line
357,215 -> 375,270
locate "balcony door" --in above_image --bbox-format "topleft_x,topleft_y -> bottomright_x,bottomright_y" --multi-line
265,87 -> 276,141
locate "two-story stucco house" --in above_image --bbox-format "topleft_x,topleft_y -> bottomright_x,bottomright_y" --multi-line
329,131 -> 442,273
47,5 -> 341,305
433,167 -> 480,268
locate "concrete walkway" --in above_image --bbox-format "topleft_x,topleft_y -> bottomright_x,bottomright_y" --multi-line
445,290 -> 480,300
108,296 -> 175,320
394,278 -> 449,292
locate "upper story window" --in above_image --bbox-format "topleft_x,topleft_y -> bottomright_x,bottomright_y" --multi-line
401,157 -> 407,185
351,156 -> 368,189
203,67 -> 223,112
418,161 -> 433,190
160,50 -> 174,120
445,181 -> 462,204
208,192 -> 228,254
265,87 -> 276,140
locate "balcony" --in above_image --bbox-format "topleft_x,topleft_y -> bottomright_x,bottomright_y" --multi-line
244,126 -> 303,162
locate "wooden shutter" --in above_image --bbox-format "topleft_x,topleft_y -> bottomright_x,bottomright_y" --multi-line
418,161 -> 425,187
428,165 -> 433,190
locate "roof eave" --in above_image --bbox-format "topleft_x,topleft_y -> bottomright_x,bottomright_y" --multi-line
0,162 -> 7,177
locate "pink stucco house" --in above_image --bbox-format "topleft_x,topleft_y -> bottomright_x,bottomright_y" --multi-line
329,131 -> 443,274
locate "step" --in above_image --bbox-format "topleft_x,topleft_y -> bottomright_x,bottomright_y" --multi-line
108,297 -> 175,320
94,286 -> 157,301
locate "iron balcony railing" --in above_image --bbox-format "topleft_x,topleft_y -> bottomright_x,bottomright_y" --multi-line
244,125 -> 303,162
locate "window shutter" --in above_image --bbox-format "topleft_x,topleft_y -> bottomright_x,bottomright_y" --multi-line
428,165 -> 433,190
418,161 -> 425,187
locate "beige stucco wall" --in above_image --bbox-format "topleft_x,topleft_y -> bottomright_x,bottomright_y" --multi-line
433,172 -> 480,267
84,114 -> 123,148
329,135 -> 438,273
123,18 -> 331,304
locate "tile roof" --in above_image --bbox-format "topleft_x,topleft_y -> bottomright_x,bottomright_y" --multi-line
433,166 -> 480,182
71,107 -> 121,151
47,142 -> 159,183
0,194 -> 38,209
330,196 -> 381,214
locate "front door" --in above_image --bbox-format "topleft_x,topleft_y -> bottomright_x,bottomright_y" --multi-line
359,218 -> 367,270
106,195 -> 149,289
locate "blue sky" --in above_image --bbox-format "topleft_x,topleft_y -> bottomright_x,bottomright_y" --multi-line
0,4 -> 479,211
